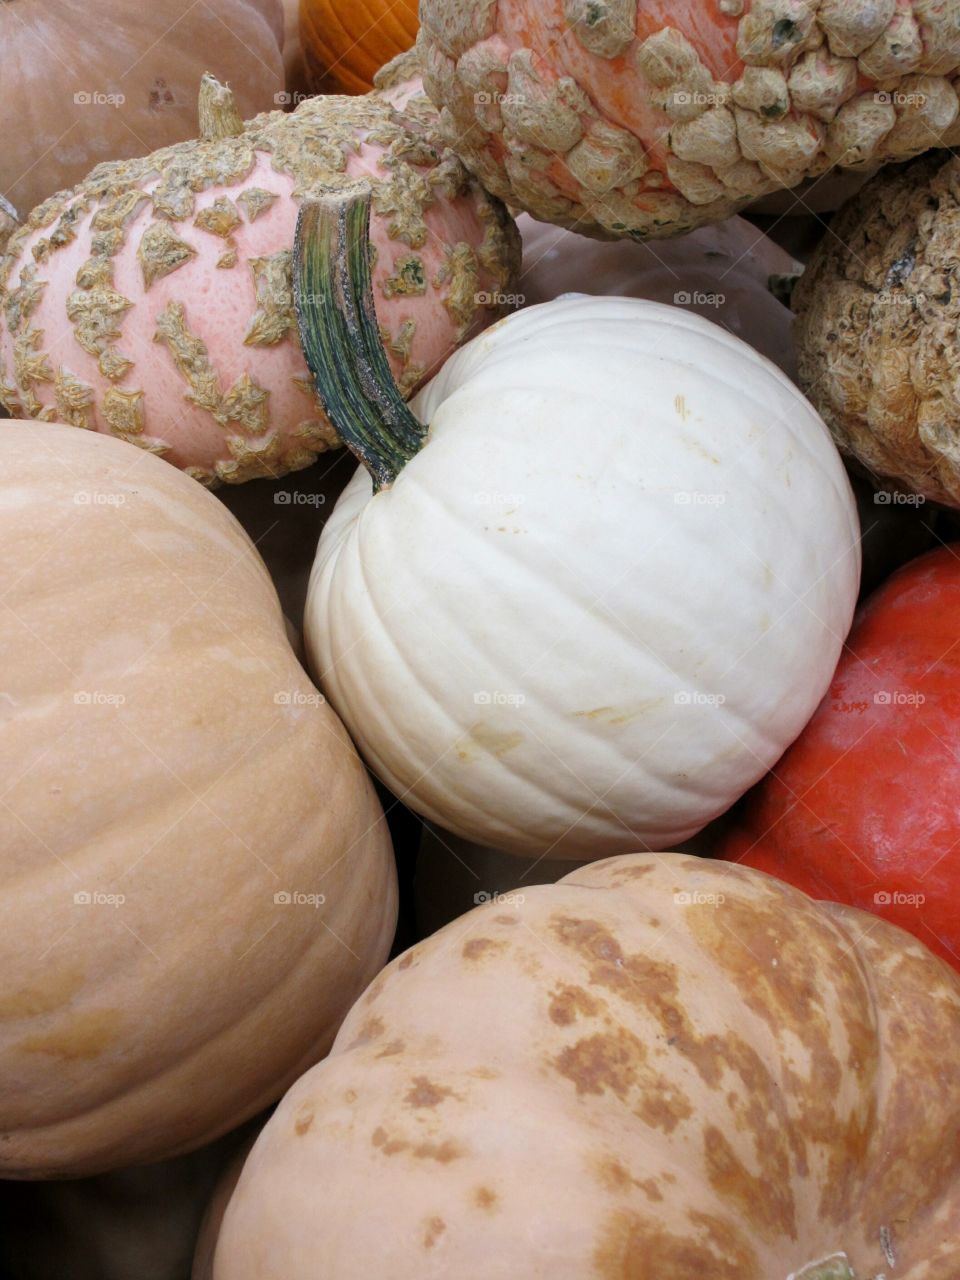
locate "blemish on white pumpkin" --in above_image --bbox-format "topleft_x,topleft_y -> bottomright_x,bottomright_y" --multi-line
0,968 -> 85,1020
674,394 -> 690,421
455,722 -> 524,762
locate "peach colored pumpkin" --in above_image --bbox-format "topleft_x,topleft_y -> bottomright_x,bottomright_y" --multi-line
0,75 -> 520,484
0,421 -> 397,1178
213,853 -> 960,1279
418,0 -> 960,239
0,0 -> 285,219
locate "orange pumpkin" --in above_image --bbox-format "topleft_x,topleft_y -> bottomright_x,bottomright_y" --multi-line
300,0 -> 418,95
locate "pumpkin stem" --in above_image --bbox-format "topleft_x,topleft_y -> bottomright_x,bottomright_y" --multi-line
198,73 -> 245,141
790,1254 -> 856,1280
293,190 -> 427,491
0,193 -> 18,252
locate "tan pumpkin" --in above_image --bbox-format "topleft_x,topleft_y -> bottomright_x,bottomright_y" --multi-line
0,0 -> 285,219
0,421 -> 397,1178
213,853 -> 960,1279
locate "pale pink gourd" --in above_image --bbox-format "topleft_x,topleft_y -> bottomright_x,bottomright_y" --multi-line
0,76 -> 519,484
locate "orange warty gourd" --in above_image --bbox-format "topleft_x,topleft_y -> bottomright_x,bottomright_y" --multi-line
300,0 -> 419,95
213,854 -> 960,1279
0,421 -> 397,1179
417,0 -> 960,239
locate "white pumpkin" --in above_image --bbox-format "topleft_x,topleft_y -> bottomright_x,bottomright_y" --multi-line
299,207 -> 859,858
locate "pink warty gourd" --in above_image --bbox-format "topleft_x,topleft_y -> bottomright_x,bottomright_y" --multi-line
417,0 -> 960,239
0,73 -> 519,485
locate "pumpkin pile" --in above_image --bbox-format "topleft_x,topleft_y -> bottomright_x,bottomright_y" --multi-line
3,3 -> 960,1278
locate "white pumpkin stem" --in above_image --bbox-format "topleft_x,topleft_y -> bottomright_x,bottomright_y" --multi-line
198,73 -> 245,141
293,190 -> 427,491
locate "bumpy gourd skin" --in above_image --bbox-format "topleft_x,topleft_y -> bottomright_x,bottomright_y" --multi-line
417,0 -> 960,239
0,79 -> 519,485
794,149 -> 960,509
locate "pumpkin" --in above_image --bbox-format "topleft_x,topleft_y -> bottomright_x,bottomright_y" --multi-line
0,1122 -> 259,1280
718,544 -> 960,970
417,1 -> 960,240
518,211 -> 801,378
0,420 -> 397,1178
300,0 -> 419,96
0,74 -> 520,486
0,0 -> 285,219
295,191 -> 860,858
212,852 -> 960,1279
794,150 -> 960,509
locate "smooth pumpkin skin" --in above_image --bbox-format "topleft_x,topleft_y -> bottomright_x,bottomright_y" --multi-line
212,853 -> 960,1279
306,296 -> 860,857
300,0 -> 419,95
718,545 -> 960,969
0,0 -> 285,218
0,421 -> 397,1177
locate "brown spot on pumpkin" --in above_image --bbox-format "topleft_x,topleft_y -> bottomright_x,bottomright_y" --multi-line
549,982 -> 603,1026
371,1127 -> 388,1148
413,1138 -> 464,1162
148,78 -> 176,112
422,1216 -> 446,1249
406,1076 -> 456,1109
18,1008 -> 121,1061
0,968 -> 85,1020
553,1027 -> 690,1132
703,1124 -> 795,1240
398,952 -> 416,971
594,1209 -> 761,1280
376,1039 -> 405,1058
495,914 -> 519,926
596,1158 -> 665,1202
348,1015 -> 385,1049
344,1089 -> 357,1103
294,1105 -> 314,1136
474,1185 -> 498,1211
462,937 -> 506,962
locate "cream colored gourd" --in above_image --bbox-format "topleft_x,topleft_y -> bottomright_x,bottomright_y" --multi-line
212,854 -> 960,1279
0,421 -> 397,1178
296,211 -> 859,857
